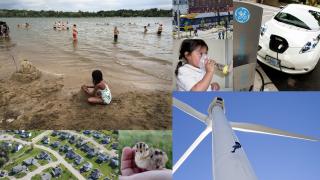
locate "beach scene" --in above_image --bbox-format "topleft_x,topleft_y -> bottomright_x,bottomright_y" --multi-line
0,1 -> 173,129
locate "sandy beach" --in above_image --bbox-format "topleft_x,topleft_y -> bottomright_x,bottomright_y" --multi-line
0,58 -> 171,129
0,17 -> 172,130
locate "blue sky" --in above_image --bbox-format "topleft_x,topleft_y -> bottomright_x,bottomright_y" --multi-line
0,0 -> 172,11
173,92 -> 320,180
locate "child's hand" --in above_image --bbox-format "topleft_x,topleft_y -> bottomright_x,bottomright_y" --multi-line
211,82 -> 220,91
205,59 -> 215,73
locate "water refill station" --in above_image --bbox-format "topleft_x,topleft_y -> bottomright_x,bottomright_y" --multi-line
233,1 -> 263,91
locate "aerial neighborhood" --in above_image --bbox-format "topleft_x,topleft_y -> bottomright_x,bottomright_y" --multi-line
0,130 -> 119,180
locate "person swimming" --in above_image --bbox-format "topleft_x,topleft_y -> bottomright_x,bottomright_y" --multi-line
144,26 -> 148,34
114,26 -> 119,42
72,24 -> 78,41
157,24 -> 163,35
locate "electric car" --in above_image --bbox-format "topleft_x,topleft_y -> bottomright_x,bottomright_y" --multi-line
257,4 -> 320,74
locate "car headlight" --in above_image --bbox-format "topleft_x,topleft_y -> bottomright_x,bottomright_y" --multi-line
300,36 -> 320,54
260,25 -> 267,36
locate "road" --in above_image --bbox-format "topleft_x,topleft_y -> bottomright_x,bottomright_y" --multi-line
249,2 -> 320,90
0,133 -> 86,180
31,130 -> 52,144
63,130 -> 117,157
19,161 -> 59,180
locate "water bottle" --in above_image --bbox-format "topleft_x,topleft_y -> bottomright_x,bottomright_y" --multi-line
199,54 -> 230,75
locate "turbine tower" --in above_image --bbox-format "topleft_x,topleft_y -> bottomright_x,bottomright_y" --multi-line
173,97 -> 319,180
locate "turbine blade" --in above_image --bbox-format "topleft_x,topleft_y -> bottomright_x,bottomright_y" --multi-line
173,97 -> 207,124
230,122 -> 319,142
173,127 -> 212,174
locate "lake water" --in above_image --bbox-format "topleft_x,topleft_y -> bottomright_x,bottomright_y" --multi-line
0,17 -> 173,92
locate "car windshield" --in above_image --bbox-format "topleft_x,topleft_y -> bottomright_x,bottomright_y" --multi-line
309,10 -> 320,28
274,12 -> 311,30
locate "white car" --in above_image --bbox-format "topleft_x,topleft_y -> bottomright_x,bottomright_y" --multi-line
257,4 -> 320,74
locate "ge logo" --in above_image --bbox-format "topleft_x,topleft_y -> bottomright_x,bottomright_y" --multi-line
235,7 -> 250,24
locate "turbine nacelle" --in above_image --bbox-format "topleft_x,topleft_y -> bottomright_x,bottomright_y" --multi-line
206,97 -> 225,126
172,96 -> 319,176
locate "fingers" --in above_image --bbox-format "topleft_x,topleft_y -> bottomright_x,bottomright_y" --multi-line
121,147 -> 145,176
121,147 -> 135,176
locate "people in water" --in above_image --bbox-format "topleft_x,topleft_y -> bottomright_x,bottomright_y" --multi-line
72,24 -> 78,41
114,26 -> 119,42
144,26 -> 148,34
81,70 -> 112,105
53,21 -> 70,31
157,24 -> 163,35
25,23 -> 30,29
0,21 -> 10,38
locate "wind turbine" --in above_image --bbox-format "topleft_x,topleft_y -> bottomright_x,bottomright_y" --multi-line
173,97 -> 319,180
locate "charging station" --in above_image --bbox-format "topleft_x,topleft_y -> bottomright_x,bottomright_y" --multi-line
233,1 -> 263,91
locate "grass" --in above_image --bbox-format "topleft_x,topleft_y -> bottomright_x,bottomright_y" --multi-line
67,141 -> 116,179
119,130 -> 172,169
35,163 -> 77,180
1,144 -> 53,178
14,172 -> 27,178
13,131 -> 44,142
31,174 -> 41,180
47,131 -> 119,179
3,146 -> 42,172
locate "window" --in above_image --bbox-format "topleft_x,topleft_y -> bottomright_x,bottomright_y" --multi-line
274,12 -> 310,30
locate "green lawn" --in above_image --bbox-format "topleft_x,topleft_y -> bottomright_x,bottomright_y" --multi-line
31,174 -> 41,180
14,172 -> 27,178
33,163 -> 77,180
46,131 -> 119,179
13,131 -> 44,142
1,144 -> 52,178
0,177 -> 10,180
67,141 -> 116,179
119,130 -> 172,169
3,146 -> 42,172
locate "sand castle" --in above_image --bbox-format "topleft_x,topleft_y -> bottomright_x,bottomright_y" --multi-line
11,59 -> 41,83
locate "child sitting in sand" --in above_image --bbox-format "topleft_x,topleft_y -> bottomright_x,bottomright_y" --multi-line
175,39 -> 220,91
81,70 -> 112,105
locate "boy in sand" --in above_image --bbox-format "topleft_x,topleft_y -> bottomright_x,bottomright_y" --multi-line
72,24 -> 78,41
114,26 -> 119,42
81,70 -> 112,105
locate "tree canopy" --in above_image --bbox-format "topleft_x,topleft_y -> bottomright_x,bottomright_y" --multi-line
0,8 -> 172,17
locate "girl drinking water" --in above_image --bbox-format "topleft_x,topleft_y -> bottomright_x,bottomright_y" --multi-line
175,39 -> 220,91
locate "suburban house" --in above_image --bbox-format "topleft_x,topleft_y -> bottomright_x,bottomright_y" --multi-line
81,162 -> 92,172
13,144 -> 23,152
23,158 -> 38,166
51,166 -> 62,177
50,141 -> 60,148
11,165 -> 28,174
41,136 -> 50,144
89,169 -> 102,180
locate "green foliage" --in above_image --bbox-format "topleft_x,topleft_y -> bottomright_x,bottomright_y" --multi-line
0,8 -> 172,17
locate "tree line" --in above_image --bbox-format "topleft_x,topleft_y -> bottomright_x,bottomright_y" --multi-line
0,8 -> 172,17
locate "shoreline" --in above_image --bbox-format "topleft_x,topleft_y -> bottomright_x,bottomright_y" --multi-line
0,58 -> 172,129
